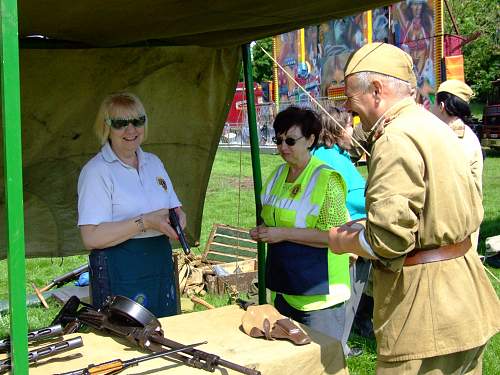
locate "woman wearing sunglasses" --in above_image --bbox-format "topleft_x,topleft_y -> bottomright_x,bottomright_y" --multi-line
250,106 -> 351,344
77,92 -> 186,317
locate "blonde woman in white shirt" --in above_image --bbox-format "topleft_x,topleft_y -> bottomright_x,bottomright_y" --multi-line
78,92 -> 186,317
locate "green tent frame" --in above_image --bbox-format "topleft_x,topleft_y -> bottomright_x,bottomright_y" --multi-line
1,4 -> 266,372
2,0 -> 394,371
2,0 -> 30,372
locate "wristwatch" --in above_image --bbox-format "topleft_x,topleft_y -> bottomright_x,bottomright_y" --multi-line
135,215 -> 146,233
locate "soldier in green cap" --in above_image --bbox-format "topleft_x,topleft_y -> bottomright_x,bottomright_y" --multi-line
323,43 -> 499,374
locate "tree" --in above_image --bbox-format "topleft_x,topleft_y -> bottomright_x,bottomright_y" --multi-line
444,0 -> 499,101
252,37 -> 274,83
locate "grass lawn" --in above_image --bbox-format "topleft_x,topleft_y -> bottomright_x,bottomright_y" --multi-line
0,148 -> 498,374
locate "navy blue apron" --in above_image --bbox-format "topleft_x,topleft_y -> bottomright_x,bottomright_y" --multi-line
89,235 -> 176,318
266,241 -> 329,295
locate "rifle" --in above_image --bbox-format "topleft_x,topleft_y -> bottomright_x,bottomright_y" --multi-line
0,324 -> 63,352
54,341 -> 206,375
169,208 -> 190,255
54,296 -> 261,375
33,264 -> 89,308
0,336 -> 83,374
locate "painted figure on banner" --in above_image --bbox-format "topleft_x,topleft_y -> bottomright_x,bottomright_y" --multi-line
393,0 -> 435,108
302,25 -> 321,99
319,14 -> 366,97
372,7 -> 389,43
277,31 -> 298,102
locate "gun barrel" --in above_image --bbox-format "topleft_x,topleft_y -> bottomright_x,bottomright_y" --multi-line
0,324 -> 63,353
0,336 -> 83,374
169,209 -> 190,255
151,336 -> 261,375
51,264 -> 89,287
125,341 -> 207,366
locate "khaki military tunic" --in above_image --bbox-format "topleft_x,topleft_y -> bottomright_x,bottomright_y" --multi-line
363,98 -> 499,362
449,118 -> 484,251
449,118 -> 483,198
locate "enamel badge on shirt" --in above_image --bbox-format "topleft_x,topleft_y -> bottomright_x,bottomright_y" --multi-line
157,177 -> 168,192
291,184 -> 301,197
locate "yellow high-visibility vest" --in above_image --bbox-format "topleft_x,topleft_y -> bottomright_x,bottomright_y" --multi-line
261,156 -> 350,311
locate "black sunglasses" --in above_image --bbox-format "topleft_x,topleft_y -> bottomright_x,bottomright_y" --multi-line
106,115 -> 146,130
272,135 -> 304,146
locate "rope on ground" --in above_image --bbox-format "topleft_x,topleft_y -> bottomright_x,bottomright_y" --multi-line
483,265 -> 499,283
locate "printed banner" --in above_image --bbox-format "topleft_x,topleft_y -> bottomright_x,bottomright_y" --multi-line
275,1 -> 438,106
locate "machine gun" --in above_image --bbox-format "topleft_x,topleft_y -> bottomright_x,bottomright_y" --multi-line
33,264 -> 89,308
0,337 -> 83,374
54,295 -> 261,375
0,324 -> 63,352
55,341 -> 206,375
169,208 -> 190,255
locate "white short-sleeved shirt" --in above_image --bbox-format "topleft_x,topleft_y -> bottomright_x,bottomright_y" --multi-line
78,142 -> 181,238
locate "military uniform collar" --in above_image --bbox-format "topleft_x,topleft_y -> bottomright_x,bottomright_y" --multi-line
101,141 -> 146,168
369,97 -> 416,142
448,118 -> 466,138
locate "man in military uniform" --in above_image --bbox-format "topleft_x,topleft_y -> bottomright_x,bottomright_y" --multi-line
326,43 -> 499,374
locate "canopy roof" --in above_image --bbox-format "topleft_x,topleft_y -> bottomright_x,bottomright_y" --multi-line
19,0 -> 392,47
1,1 -> 393,259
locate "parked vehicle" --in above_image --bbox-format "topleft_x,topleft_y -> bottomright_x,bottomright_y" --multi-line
480,79 -> 500,150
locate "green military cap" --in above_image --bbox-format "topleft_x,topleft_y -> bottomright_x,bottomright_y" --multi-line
437,79 -> 473,103
344,42 -> 416,87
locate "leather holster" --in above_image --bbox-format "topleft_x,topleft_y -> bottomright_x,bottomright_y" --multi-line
241,304 -> 311,345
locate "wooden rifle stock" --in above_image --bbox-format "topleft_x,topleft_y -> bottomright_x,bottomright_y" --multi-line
55,341 -> 206,375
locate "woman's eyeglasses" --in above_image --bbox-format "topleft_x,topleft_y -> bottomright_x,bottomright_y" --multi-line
272,135 -> 304,146
106,116 -> 146,130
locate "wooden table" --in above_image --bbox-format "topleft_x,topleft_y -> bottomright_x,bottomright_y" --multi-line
27,305 -> 348,375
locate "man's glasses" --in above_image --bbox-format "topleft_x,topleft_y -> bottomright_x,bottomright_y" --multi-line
272,135 -> 304,146
106,116 -> 146,130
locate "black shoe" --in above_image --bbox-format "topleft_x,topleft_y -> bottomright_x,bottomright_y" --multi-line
347,347 -> 363,358
485,253 -> 500,269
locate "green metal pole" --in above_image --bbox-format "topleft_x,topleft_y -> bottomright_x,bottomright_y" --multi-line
242,44 -> 266,305
1,0 -> 29,373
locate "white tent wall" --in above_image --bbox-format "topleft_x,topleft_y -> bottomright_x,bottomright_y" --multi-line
0,46 -> 241,258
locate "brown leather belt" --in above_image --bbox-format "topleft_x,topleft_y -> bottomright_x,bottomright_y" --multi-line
404,236 -> 471,266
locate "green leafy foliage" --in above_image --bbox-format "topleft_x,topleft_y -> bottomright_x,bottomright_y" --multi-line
238,38 -> 274,84
444,0 -> 500,101
252,37 -> 274,83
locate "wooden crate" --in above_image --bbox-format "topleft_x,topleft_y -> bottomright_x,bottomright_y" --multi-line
202,223 -> 257,264
201,224 -> 258,294
202,259 -> 258,295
